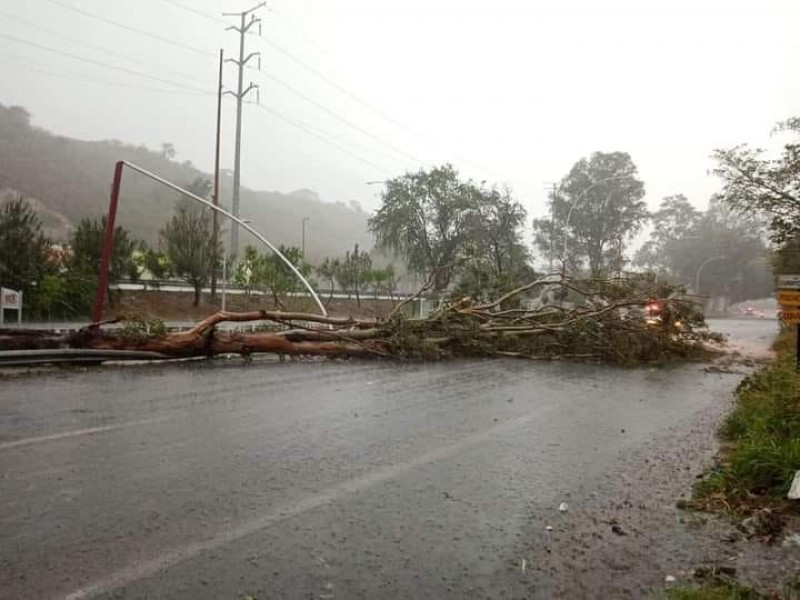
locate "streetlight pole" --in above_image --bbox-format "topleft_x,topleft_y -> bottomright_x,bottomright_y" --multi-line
301,216 -> 310,257
695,255 -> 727,295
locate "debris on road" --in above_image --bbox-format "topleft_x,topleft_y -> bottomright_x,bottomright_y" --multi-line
559,502 -> 569,512
0,276 -> 722,365
611,523 -> 628,536
665,575 -> 676,583
782,533 -> 800,549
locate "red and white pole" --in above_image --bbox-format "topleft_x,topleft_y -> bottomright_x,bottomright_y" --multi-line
91,160 -> 124,324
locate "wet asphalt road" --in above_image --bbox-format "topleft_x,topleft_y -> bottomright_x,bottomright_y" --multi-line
0,318 -> 779,599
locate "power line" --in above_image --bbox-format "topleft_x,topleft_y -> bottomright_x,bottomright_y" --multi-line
161,0 -> 227,26
148,0 -> 538,191
157,0 -> 419,165
0,8 -> 211,88
42,0 -> 215,58
258,70 -> 420,165
255,37 -> 418,137
0,31 -> 210,93
161,0 -> 414,139
0,52 -> 214,96
249,99 -> 398,171
252,104 -> 391,175
266,6 -> 324,50
51,0 -> 421,169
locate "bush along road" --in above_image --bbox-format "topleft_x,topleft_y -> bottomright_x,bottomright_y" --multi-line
667,327 -> 800,599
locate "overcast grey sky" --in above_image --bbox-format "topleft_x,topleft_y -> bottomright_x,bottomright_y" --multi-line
1,0 -> 798,221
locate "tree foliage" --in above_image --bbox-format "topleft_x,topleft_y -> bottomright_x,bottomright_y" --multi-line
71,216 -> 139,283
0,195 -> 48,308
316,257 -> 341,302
161,204 -> 221,306
235,245 -> 313,309
713,117 -> 800,245
455,188 -> 533,301
369,165 -> 533,296
635,196 -> 771,301
337,244 -> 372,306
533,151 -> 648,274
369,165 -> 480,292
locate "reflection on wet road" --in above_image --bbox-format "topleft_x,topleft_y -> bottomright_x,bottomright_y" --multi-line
0,319 -> 776,599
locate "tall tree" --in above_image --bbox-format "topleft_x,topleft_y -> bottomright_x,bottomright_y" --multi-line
634,195 -> 701,273
636,196 -> 771,301
369,165 -> 480,292
0,196 -> 48,311
456,187 -> 533,300
713,117 -> 800,245
534,151 -> 648,274
161,204 -> 221,306
70,216 -> 139,288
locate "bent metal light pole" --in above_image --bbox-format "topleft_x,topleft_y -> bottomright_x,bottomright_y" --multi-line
695,255 -> 727,295
92,160 -> 327,323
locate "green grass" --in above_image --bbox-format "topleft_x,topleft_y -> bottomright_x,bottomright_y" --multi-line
661,581 -> 764,600
694,330 -> 800,506
659,574 -> 800,600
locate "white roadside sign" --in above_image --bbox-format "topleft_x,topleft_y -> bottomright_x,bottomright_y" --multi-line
0,287 -> 22,325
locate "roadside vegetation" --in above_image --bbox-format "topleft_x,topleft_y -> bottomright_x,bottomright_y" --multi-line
661,574 -> 800,600
669,331 -> 799,599
691,328 -> 800,517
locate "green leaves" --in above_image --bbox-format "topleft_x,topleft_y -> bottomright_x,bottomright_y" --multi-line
160,204 -> 221,306
369,165 -> 532,296
71,215 -> 138,288
368,164 -> 482,292
714,118 -> 800,245
534,151 -> 648,274
0,195 -> 48,299
236,244 -> 312,308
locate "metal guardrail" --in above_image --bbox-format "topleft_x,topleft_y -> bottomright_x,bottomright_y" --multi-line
0,349 -> 171,366
114,279 -> 419,301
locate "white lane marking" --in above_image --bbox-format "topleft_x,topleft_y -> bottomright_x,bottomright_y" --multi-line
62,405 -> 557,600
0,418 -> 168,451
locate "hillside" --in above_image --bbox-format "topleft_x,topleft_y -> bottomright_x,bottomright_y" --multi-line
0,103 -> 373,262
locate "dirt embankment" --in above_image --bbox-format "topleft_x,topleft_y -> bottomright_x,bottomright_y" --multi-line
111,290 -> 400,321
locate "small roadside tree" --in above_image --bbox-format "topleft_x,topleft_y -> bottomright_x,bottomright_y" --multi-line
337,243 -> 372,307
316,257 -> 341,304
161,203 -> 221,306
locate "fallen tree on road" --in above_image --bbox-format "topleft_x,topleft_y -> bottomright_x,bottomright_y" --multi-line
0,277 -> 722,364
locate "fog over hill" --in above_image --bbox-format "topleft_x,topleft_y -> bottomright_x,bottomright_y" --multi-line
0,103 -> 374,262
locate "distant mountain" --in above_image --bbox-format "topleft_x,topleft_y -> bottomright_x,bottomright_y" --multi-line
0,103 -> 373,262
